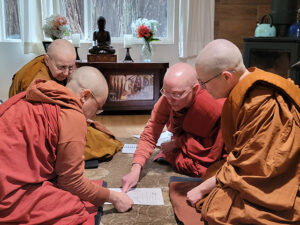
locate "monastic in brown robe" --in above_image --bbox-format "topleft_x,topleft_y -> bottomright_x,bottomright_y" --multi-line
201,68 -> 300,224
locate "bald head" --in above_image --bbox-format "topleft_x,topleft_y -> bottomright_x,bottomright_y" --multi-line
164,63 -> 197,90
67,66 -> 108,102
47,39 -> 76,60
195,39 -> 248,99
44,39 -> 77,81
196,39 -> 245,77
162,63 -> 198,111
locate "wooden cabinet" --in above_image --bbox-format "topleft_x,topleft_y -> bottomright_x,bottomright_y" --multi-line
243,37 -> 300,85
76,61 -> 169,111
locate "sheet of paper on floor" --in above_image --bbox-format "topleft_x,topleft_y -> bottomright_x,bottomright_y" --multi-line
122,144 -> 137,153
131,131 -> 173,147
105,188 -> 164,205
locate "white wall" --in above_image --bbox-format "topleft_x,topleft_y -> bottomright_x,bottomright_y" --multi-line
0,42 -> 38,100
0,10 -> 197,101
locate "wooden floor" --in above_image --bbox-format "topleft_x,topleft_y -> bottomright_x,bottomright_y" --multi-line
94,114 -> 151,138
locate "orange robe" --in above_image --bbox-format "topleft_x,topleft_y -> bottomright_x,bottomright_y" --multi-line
202,68 -> 300,224
133,85 -> 226,177
0,80 -> 109,224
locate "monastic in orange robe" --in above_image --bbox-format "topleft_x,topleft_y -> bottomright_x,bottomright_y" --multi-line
0,80 -> 109,224
133,85 -> 226,177
201,68 -> 300,224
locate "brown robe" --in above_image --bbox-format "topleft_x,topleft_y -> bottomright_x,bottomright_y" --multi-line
201,68 -> 300,224
9,55 -> 51,97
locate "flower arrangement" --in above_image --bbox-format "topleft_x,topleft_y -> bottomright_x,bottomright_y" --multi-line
132,18 -> 160,43
131,18 -> 160,61
42,15 -> 70,40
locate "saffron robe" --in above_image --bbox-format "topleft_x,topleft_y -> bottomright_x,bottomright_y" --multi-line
133,85 -> 226,177
8,55 -> 122,161
9,55 -> 52,97
201,68 -> 300,224
0,80 -> 110,224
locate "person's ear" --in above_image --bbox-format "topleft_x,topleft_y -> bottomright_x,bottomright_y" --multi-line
223,71 -> 233,81
79,89 -> 92,103
44,54 -> 50,66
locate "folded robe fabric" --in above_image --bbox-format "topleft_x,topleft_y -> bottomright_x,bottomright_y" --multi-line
84,120 -> 124,161
169,176 -> 204,225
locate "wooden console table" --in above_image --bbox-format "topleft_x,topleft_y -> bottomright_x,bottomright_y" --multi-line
76,61 -> 169,111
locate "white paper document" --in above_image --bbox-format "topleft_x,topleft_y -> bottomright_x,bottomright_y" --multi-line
131,131 -> 173,147
121,144 -> 137,154
156,130 -> 173,147
106,188 -> 164,205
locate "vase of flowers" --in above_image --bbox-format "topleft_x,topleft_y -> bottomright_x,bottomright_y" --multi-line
132,18 -> 159,62
42,15 -> 70,40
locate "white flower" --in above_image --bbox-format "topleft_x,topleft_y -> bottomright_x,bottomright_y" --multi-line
42,15 -> 70,40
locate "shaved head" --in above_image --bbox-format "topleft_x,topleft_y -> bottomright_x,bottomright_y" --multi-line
67,66 -> 108,101
164,63 -> 198,90
196,39 -> 245,77
47,39 -> 76,60
162,63 -> 198,111
44,39 -> 77,81
195,39 -> 248,99
67,66 -> 108,119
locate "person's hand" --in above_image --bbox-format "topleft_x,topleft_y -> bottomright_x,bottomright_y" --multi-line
186,176 -> 217,207
122,163 -> 142,193
108,190 -> 134,212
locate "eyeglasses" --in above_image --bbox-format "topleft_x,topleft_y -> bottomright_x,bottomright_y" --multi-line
56,65 -> 75,73
50,57 -> 75,73
198,72 -> 222,88
198,70 -> 236,88
90,91 -> 104,115
160,87 -> 193,100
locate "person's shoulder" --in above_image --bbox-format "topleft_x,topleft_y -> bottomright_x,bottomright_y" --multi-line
59,108 -> 87,143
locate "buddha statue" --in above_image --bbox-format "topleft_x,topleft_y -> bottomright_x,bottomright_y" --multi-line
89,16 -> 116,54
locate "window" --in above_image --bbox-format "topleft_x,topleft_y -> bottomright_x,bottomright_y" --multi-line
63,0 -> 174,43
0,0 -> 20,40
0,0 -> 174,43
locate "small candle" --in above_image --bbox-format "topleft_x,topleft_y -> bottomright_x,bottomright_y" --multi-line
124,34 -> 132,48
72,33 -> 80,47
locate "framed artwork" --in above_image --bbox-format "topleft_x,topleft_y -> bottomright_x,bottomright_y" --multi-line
76,62 -> 169,111
108,74 -> 154,101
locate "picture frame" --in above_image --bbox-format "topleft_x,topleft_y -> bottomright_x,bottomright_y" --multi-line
76,62 -> 169,111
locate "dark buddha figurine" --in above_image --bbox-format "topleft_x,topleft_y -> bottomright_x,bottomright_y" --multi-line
89,16 -> 116,54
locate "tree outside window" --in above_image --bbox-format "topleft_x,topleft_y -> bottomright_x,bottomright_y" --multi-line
64,0 -> 169,40
4,0 -> 20,39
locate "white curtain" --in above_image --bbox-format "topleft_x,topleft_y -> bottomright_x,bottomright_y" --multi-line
18,0 -> 63,54
178,0 -> 215,58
